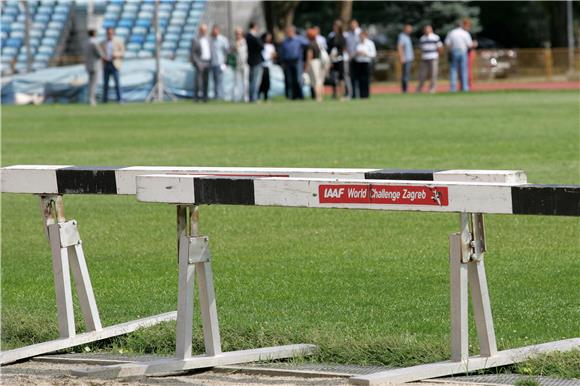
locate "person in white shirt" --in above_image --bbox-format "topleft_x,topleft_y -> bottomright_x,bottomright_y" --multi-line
416,25 -> 443,93
191,23 -> 211,102
259,32 -> 276,101
210,24 -> 229,100
232,27 -> 249,102
353,29 -> 376,99
445,18 -> 476,92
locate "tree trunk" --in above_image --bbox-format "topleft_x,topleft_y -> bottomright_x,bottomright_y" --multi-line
336,0 -> 353,25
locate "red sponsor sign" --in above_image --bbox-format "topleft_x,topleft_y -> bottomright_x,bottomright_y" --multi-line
318,184 -> 448,206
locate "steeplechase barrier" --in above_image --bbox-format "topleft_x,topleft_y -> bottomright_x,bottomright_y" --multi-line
1,166 -> 578,384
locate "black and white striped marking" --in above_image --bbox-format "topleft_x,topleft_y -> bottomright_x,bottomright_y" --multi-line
1,165 -> 527,195
136,175 -> 580,217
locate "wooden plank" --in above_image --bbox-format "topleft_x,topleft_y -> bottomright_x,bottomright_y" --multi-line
350,338 -> 580,385
468,259 -> 497,357
1,165 -> 527,195
175,218 -> 196,359
71,343 -> 317,378
48,224 -> 75,339
196,261 -> 222,356
69,243 -> 102,332
449,233 -> 468,362
0,311 -> 178,365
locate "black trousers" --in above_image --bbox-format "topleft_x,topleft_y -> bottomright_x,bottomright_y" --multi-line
283,60 -> 303,100
259,66 -> 270,101
354,61 -> 371,99
193,61 -> 210,101
349,58 -> 358,98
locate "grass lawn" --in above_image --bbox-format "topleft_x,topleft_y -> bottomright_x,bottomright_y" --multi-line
1,91 -> 579,377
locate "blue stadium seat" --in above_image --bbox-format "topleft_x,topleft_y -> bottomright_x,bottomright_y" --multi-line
176,48 -> 189,57
52,13 -> 67,22
127,42 -> 141,51
132,26 -> 147,35
115,27 -> 130,37
162,40 -> 176,49
48,21 -> 65,30
2,15 -> 15,24
10,21 -> 24,31
175,2 -> 190,11
124,3 -> 139,12
1,24 -> 11,33
118,19 -> 134,28
0,31 -> 7,40
124,51 -> 137,59
146,33 -> 156,42
164,32 -> 179,42
10,30 -> 24,39
45,29 -> 60,38
143,41 -> 155,50
2,7 -> 18,17
42,37 -> 58,46
178,39 -> 192,48
138,50 -> 153,58
34,14 -> 50,23
141,3 -> 155,12
136,19 -> 151,28
37,45 -> 53,54
138,11 -> 153,19
6,38 -> 22,48
102,19 -> 117,28
37,6 -> 53,15
159,3 -> 173,11
130,34 -> 145,44
30,29 -> 43,38
54,5 -> 69,14
2,46 -> 18,56
166,25 -> 181,34
161,50 -> 174,58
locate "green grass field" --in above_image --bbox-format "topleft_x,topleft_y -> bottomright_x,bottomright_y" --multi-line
2,91 -> 579,377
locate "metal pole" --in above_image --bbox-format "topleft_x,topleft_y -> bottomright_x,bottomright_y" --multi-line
22,0 -> 32,73
566,0 -> 575,76
155,0 -> 162,101
87,0 -> 94,29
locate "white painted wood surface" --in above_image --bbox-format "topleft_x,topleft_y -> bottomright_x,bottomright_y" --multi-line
68,243 -> 102,332
196,260 -> 222,356
350,338 -> 580,385
0,311 -> 178,365
137,175 -> 516,214
71,343 -> 317,378
449,233 -> 468,362
468,259 -> 497,356
48,224 -> 76,338
1,165 -> 527,194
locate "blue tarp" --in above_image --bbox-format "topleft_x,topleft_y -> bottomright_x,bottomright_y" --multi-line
1,59 -> 309,104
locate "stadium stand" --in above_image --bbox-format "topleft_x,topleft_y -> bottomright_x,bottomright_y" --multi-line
96,0 -> 207,62
1,0 -> 207,77
1,0 -> 73,76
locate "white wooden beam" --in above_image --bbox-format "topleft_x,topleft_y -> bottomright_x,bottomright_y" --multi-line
0,311 -> 177,365
350,338 -> 580,385
71,343 -> 317,378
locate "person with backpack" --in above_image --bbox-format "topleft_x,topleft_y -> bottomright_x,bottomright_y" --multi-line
305,27 -> 329,102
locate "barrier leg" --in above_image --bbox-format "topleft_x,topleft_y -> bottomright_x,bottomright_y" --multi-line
71,205 -> 315,378
449,230 -> 468,361
0,196 -> 178,365
175,205 -> 197,359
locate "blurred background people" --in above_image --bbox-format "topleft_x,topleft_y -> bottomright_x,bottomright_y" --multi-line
345,19 -> 360,98
305,27 -> 324,102
246,22 -> 264,103
232,27 -> 249,102
327,20 -> 349,100
210,24 -> 229,101
280,25 -> 307,100
397,24 -> 414,94
259,32 -> 276,102
416,25 -> 442,93
445,18 -> 476,92
84,29 -> 103,106
191,23 -> 211,102
100,27 -> 124,103
353,29 -> 376,99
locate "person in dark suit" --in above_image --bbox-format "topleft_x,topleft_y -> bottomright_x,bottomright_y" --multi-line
190,23 -> 211,102
245,22 -> 263,103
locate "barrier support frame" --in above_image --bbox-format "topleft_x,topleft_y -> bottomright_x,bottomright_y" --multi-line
350,213 -> 579,385
0,195 -> 178,365
70,204 -> 316,378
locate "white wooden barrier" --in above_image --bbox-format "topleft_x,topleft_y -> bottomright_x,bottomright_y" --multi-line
2,165 -> 526,366
89,174 -> 579,385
